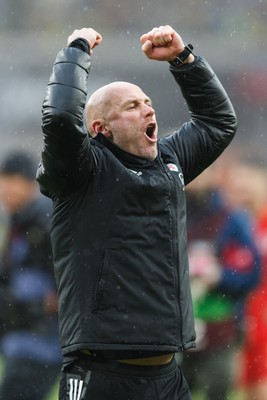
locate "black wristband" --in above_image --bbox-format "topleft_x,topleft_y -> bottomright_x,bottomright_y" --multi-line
168,44 -> 194,67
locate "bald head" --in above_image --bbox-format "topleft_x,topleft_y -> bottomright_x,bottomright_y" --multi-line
85,80 -> 158,160
85,81 -> 144,136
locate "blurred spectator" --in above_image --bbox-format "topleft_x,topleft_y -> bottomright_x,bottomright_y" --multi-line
0,150 -> 61,400
180,166 -> 261,400
0,202 -> 9,260
224,155 -> 267,400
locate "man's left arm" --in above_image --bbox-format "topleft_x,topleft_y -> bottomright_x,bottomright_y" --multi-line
168,56 -> 237,184
141,25 -> 237,185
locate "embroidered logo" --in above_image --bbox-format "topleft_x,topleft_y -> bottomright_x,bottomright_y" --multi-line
167,163 -> 179,172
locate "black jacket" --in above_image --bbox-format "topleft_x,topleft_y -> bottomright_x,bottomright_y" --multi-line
37,43 -> 237,356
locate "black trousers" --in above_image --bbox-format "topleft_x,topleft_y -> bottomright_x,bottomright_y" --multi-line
59,356 -> 192,400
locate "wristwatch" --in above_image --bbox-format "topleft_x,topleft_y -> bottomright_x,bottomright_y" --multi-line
168,44 -> 194,67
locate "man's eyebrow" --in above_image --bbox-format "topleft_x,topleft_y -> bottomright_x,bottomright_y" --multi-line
145,97 -> 153,105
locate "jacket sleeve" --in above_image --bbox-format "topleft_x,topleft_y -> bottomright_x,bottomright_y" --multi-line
162,56 -> 238,185
37,43 -> 94,198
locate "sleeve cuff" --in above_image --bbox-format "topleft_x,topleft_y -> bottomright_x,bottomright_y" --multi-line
68,38 -> 90,54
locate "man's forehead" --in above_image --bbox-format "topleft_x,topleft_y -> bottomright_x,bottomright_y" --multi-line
88,82 -> 151,113
109,84 -> 150,103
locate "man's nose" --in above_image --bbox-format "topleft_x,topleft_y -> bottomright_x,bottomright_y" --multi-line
143,103 -> 155,117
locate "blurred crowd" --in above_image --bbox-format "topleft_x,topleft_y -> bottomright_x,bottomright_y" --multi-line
0,151 -> 61,400
1,0 -> 266,38
178,145 -> 267,400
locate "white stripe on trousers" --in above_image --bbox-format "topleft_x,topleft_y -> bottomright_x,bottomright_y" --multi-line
69,378 -> 84,400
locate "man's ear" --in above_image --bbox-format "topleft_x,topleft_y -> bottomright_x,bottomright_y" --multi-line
91,120 -> 112,138
91,120 -> 103,135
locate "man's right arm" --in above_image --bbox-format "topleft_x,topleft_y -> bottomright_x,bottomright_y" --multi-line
37,29 -> 102,198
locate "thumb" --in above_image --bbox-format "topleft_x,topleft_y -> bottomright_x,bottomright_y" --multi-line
141,40 -> 153,55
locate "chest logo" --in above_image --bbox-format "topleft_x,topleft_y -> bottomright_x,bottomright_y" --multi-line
167,163 -> 179,172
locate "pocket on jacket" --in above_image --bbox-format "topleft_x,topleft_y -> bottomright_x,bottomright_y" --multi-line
92,249 -> 112,313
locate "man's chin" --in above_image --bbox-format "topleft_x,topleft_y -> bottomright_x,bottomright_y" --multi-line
145,148 -> 158,161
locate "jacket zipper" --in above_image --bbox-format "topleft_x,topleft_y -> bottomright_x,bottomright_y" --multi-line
156,158 -> 182,346
168,170 -> 182,345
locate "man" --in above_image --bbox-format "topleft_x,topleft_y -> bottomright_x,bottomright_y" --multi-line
0,150 -> 61,400
37,25 -> 237,400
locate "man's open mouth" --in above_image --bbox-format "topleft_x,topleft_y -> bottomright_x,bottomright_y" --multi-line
145,123 -> 157,141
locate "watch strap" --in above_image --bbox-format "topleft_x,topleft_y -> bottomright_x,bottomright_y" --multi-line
168,44 -> 194,67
